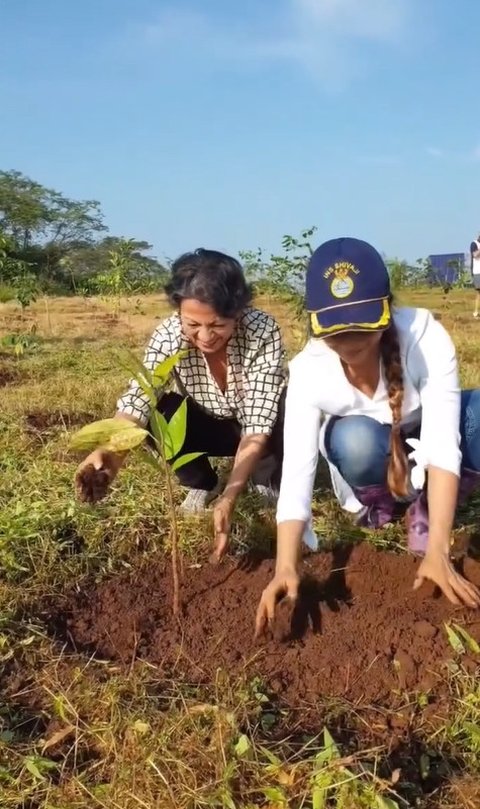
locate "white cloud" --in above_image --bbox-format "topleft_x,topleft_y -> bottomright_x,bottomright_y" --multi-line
276,0 -> 410,85
292,0 -> 409,40
123,0 -> 413,89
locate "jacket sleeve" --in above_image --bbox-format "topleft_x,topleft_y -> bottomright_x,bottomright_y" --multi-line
276,360 -> 323,523
116,321 -> 175,427
242,322 -> 287,436
410,312 -> 461,477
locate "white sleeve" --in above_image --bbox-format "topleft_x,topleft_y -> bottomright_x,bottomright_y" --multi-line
410,313 -> 461,477
276,362 -> 322,524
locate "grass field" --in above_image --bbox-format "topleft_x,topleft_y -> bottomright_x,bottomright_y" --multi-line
1,288 -> 480,809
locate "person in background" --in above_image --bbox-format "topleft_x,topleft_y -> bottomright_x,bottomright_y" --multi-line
75,249 -> 287,559
470,233 -> 480,318
256,237 -> 480,634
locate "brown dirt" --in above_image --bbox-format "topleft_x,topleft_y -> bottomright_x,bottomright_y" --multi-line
24,410 -> 94,440
62,544 -> 480,715
74,463 -> 111,503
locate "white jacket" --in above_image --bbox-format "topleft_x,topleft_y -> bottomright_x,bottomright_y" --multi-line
277,307 -> 461,524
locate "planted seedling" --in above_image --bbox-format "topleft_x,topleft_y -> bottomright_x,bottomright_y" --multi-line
70,351 -> 203,616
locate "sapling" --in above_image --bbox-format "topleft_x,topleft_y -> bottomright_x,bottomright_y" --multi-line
70,352 -> 203,616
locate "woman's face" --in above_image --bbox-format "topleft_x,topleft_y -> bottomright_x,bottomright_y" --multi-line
323,330 -> 382,365
180,299 -> 237,354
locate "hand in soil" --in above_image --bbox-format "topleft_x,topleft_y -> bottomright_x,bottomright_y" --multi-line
211,496 -> 234,562
255,567 -> 300,638
75,449 -> 121,503
413,551 -> 480,608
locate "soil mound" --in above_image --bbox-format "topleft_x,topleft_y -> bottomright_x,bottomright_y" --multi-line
64,544 -> 480,711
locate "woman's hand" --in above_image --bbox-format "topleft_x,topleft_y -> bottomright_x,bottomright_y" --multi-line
75,449 -> 124,503
211,496 -> 235,562
413,551 -> 480,608
255,567 -> 300,637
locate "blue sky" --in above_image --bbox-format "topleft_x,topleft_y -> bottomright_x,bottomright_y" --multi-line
1,0 -> 479,262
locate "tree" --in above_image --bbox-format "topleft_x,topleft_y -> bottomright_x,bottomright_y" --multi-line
241,226 -> 317,310
0,233 -> 39,310
63,237 -> 168,293
0,170 -> 170,294
0,170 -> 106,251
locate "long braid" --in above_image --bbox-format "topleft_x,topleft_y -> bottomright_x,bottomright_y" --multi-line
380,322 -> 410,497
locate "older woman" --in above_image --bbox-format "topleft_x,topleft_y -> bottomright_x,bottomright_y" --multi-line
75,248 -> 287,557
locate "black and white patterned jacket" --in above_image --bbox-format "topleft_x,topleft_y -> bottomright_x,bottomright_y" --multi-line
116,307 -> 287,436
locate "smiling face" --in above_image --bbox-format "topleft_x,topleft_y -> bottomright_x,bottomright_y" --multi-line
323,330 -> 383,365
179,298 -> 237,354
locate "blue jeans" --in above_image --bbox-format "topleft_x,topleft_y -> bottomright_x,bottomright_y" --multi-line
325,389 -> 480,488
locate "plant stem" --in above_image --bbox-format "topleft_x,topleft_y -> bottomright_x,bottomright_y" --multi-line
162,455 -> 181,618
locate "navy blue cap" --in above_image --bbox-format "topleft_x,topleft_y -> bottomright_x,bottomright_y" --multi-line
306,237 -> 391,337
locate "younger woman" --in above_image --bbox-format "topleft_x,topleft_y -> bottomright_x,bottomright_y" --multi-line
257,237 -> 480,632
75,249 -> 287,558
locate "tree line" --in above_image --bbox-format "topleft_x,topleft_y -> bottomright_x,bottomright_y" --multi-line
0,169 -> 168,305
1,169 -> 470,311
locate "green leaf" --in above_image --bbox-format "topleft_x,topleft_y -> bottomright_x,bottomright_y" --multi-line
463,722 -> 480,743
312,783 -> 329,809
451,623 -> 480,654
216,792 -> 236,809
444,622 -> 466,655
417,692 -> 428,708
167,398 -> 188,456
322,727 -> 340,762
24,755 -> 57,781
151,351 -> 186,387
105,428 -> 148,452
70,419 -> 148,452
376,796 -> 400,809
121,353 -> 155,403
171,452 -> 205,473
53,695 -> 68,722
314,747 -> 332,768
259,746 -> 282,767
262,786 -> 286,802
234,734 -> 251,758
150,411 -> 174,459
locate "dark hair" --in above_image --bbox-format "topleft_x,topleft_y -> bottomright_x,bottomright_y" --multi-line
164,249 -> 252,318
380,316 -> 410,498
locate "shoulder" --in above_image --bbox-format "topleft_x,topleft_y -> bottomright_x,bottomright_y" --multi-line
392,306 -> 434,338
394,306 -> 455,357
286,340 -> 336,408
289,338 -> 331,377
239,307 -> 282,340
150,313 -> 182,348
240,307 -> 279,332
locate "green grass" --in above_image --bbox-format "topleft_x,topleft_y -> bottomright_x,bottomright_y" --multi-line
1,289 -> 480,807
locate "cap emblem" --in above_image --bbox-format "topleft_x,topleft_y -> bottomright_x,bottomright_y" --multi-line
324,261 -> 359,299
